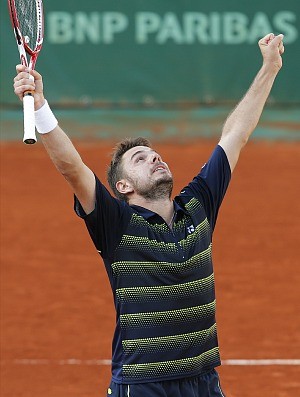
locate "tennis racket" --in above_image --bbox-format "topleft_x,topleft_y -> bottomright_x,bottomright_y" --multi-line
8,0 -> 44,144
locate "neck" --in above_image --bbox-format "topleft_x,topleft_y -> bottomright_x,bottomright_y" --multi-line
129,196 -> 174,225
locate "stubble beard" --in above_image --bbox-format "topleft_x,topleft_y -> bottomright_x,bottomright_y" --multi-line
135,175 -> 173,200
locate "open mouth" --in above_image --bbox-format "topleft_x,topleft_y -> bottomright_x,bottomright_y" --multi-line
153,165 -> 166,173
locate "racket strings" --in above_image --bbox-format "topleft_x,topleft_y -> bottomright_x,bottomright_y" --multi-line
15,0 -> 39,51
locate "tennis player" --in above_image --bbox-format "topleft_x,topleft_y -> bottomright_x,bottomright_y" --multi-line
13,33 -> 284,396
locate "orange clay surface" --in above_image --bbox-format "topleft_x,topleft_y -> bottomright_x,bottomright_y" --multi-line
1,139 -> 300,397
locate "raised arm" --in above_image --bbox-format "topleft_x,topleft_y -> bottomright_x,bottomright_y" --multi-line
219,33 -> 284,172
14,65 -> 95,214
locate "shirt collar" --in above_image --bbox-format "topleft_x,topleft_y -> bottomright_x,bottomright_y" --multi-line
130,197 -> 188,221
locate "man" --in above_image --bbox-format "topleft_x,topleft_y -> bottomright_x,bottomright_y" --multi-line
13,33 -> 284,396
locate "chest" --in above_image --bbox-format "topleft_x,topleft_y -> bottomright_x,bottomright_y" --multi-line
114,208 -> 212,267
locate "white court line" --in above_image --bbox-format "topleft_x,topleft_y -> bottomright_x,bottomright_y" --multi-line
3,358 -> 300,366
222,359 -> 300,366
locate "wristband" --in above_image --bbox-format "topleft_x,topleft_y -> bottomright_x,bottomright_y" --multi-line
35,100 -> 58,134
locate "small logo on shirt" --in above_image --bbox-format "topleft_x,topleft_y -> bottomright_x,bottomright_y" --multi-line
187,225 -> 195,234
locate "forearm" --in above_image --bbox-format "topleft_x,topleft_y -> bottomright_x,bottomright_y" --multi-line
33,98 -> 84,178
222,65 -> 279,144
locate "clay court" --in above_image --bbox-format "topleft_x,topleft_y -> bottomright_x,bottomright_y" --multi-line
1,138 -> 300,396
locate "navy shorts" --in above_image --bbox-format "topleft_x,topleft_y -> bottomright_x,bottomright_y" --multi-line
106,370 -> 226,397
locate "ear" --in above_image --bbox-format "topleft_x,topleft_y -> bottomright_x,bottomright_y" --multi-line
116,179 -> 134,195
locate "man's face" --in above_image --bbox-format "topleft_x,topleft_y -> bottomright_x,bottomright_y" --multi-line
120,146 -> 173,200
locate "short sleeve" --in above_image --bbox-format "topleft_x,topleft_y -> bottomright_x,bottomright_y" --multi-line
180,145 -> 231,230
74,175 -> 131,259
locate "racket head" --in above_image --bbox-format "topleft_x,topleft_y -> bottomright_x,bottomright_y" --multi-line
8,0 -> 44,69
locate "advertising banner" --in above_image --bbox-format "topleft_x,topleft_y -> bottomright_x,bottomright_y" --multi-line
1,0 -> 299,106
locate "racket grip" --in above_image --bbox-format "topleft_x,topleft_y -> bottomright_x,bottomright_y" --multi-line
23,91 -> 37,144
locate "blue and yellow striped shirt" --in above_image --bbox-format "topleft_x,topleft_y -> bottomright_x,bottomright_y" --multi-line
75,145 -> 231,384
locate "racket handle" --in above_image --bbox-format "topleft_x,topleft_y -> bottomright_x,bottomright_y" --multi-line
23,91 -> 37,144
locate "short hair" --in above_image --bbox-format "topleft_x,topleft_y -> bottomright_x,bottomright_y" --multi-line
107,137 -> 151,201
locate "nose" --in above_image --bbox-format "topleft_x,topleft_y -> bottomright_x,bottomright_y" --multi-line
150,153 -> 161,163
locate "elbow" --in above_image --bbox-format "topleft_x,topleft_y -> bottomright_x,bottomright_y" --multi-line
221,129 -> 249,148
56,159 -> 81,181
240,133 -> 250,148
